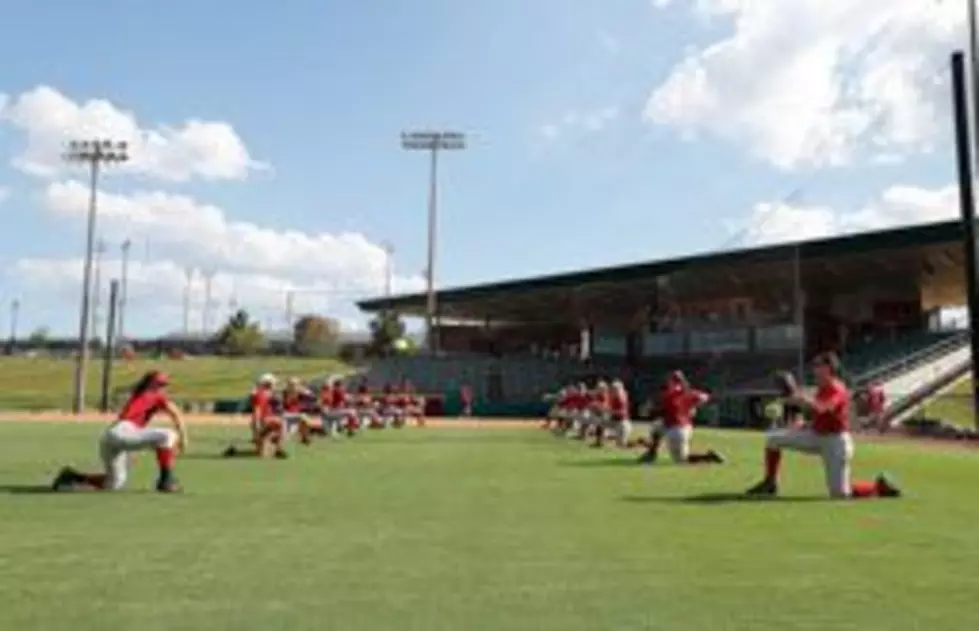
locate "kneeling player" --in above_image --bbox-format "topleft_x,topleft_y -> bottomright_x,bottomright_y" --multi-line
52,370 -> 186,493
402,381 -> 426,426
595,380 -> 632,448
281,377 -> 319,445
353,380 -> 383,429
637,371 -> 724,465
542,387 -> 566,430
223,374 -> 289,459
325,378 -> 359,436
746,353 -> 901,499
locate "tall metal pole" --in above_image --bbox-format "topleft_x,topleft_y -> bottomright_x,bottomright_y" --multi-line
100,280 -> 119,413
202,270 -> 214,334
793,243 -> 805,384
426,147 -> 439,354
8,299 -> 19,354
91,239 -> 106,343
119,239 -> 131,343
183,267 -> 195,335
401,130 -> 466,356
64,139 -> 128,414
382,242 -> 394,299
284,290 -> 295,330
951,52 -> 979,429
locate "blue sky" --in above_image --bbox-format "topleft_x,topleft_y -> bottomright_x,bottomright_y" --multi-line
0,0 -> 967,336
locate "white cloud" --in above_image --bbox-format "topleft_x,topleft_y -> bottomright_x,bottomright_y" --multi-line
538,106 -> 620,141
9,181 -> 425,333
740,183 -> 958,246
0,86 -> 268,182
42,180 -> 424,292
0,187 -> 9,205
645,0 -> 962,169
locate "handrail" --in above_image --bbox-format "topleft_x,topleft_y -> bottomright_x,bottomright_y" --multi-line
855,332 -> 971,385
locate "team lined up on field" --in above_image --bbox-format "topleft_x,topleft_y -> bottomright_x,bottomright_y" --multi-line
540,354 -> 901,499
228,374 -> 429,459
47,350 -> 902,501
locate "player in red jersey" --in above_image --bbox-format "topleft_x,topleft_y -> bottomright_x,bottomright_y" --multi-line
542,387 -> 567,430
746,353 -> 902,499
460,384 -> 474,417
280,377 -> 319,445
860,381 -> 888,432
326,378 -> 358,436
402,381 -> 426,426
589,381 -> 613,447
223,373 -> 289,458
595,380 -> 632,448
51,370 -> 186,493
353,379 -> 383,429
637,371 -> 724,465
574,381 -> 608,440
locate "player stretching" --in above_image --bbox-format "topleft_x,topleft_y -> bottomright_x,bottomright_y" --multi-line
281,377 -> 317,445
637,371 -> 724,465
403,381 -> 426,426
746,352 -> 901,499
542,387 -> 565,430
353,380 -> 383,429
223,373 -> 289,459
51,370 -> 186,493
595,380 -> 632,448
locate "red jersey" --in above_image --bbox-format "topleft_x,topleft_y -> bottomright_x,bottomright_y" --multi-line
119,389 -> 168,428
812,378 -> 850,435
250,388 -> 273,419
568,392 -> 585,410
661,387 -> 708,428
867,386 -> 885,414
318,385 -> 332,406
609,390 -> 629,420
460,386 -> 473,403
282,390 -> 303,413
330,387 -> 348,408
590,390 -> 609,411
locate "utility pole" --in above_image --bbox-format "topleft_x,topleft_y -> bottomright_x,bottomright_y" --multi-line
952,51 -> 979,430
284,290 -> 295,330
382,241 -> 394,300
63,139 -> 129,414
8,299 -> 19,354
118,238 -> 131,343
91,239 -> 107,344
202,270 -> 215,334
183,267 -> 195,335
401,130 -> 467,355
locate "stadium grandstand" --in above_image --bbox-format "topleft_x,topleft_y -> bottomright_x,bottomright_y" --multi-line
357,220 -> 972,426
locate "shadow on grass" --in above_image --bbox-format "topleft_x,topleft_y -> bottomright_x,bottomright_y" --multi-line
623,492 -> 827,505
560,457 -> 643,468
0,484 -> 55,495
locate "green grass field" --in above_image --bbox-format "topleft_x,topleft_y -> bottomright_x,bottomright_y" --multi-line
1,423 -> 977,630
0,356 -> 350,410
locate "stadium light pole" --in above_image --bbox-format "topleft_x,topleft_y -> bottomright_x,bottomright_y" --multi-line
382,241 -> 394,300
401,130 -> 467,355
951,51 -> 979,429
8,298 -> 19,353
118,238 -> 131,343
182,267 -> 195,335
62,139 -> 129,414
91,239 -> 107,343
